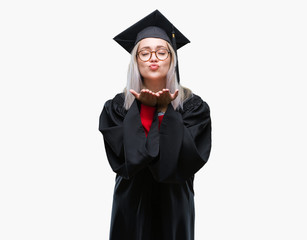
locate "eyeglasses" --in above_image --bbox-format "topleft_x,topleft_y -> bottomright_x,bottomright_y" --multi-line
137,48 -> 170,62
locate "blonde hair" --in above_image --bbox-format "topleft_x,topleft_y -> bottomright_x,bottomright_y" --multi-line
123,40 -> 191,110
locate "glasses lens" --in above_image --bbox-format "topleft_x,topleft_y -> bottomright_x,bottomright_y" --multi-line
138,49 -> 169,61
138,50 -> 151,61
156,49 -> 169,60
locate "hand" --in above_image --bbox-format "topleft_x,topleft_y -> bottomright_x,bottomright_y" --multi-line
155,89 -> 179,112
130,89 -> 157,107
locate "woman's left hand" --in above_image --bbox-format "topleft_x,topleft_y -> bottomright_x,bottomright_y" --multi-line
156,89 -> 179,112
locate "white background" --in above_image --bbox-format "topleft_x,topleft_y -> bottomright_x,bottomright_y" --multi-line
1,0 -> 306,239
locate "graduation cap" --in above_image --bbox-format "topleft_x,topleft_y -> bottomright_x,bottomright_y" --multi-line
113,9 -> 190,83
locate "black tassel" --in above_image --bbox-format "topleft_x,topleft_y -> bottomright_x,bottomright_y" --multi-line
171,26 -> 180,83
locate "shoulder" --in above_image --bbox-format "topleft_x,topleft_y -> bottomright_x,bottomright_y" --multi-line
178,93 -> 211,127
111,92 -> 125,106
104,92 -> 124,104
181,92 -> 210,114
103,92 -> 127,117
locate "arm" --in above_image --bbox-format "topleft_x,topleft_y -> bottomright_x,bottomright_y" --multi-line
98,94 -> 159,179
148,95 -> 212,183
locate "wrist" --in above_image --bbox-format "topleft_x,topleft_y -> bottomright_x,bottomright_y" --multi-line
157,105 -> 168,113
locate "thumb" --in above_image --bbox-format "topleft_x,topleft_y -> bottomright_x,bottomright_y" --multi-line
171,89 -> 179,100
130,89 -> 139,99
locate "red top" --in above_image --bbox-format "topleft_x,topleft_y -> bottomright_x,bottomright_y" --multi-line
140,104 -> 164,137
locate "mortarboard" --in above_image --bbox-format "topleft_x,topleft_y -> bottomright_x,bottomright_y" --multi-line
113,9 -> 190,83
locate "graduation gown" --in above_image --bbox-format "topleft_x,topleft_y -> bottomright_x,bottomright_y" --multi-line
98,92 -> 212,240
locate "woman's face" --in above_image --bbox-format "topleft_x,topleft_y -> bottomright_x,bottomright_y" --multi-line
137,38 -> 171,83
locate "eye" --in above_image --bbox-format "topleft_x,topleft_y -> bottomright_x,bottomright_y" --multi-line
140,51 -> 150,56
157,49 -> 168,56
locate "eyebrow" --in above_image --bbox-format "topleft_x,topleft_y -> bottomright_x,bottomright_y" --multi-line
139,45 -> 168,51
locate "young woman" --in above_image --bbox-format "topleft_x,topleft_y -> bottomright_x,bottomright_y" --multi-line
99,10 -> 212,240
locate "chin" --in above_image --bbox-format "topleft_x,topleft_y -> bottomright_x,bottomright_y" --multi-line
146,72 -> 167,80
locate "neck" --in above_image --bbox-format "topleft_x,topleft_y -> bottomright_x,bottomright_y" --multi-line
142,77 -> 167,92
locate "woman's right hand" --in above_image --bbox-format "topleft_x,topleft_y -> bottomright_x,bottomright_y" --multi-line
130,89 -> 157,107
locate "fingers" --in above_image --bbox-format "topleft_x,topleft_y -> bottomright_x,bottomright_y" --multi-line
156,89 -> 168,97
155,91 -> 162,97
130,88 -> 178,106
130,89 -> 156,98
130,89 -> 140,99
156,89 -> 178,98
140,89 -> 156,98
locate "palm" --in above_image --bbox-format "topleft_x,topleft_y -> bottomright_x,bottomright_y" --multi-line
130,89 -> 157,107
130,88 -> 179,108
156,89 -> 179,106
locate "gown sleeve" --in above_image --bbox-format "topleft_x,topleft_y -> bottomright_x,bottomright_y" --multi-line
98,94 -> 159,179
99,93 -> 212,184
148,94 -> 212,183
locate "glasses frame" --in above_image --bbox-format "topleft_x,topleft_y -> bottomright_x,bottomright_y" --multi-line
137,48 -> 171,62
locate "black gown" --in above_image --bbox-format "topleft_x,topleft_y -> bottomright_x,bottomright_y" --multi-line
98,92 -> 212,240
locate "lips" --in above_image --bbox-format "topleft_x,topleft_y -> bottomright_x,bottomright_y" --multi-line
149,64 -> 159,70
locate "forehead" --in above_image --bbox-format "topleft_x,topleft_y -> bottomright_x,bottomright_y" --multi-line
138,38 -> 168,49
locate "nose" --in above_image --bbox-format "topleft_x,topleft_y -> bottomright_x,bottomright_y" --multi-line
150,52 -> 158,62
